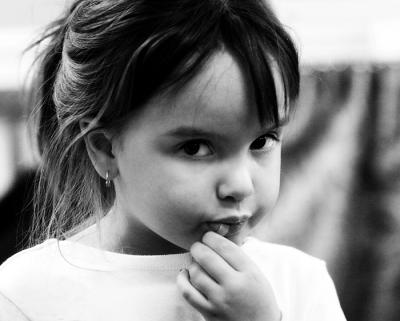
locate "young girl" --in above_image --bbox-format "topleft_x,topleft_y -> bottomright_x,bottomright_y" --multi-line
0,0 -> 347,320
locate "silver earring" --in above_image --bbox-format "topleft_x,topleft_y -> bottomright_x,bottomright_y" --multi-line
105,171 -> 111,188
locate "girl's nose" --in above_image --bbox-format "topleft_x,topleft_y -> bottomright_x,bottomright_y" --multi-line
216,161 -> 255,203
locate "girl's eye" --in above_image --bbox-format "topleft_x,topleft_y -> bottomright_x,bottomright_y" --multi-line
181,140 -> 212,157
250,134 -> 279,151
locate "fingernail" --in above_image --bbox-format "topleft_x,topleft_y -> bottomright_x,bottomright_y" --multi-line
206,223 -> 229,236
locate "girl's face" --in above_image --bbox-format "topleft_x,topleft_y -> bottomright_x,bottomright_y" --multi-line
111,51 -> 285,254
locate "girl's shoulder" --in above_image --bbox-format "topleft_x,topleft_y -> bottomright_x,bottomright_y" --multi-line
0,239 -> 59,268
242,237 -> 327,277
0,239 -> 60,290
242,237 -> 338,311
242,240 -> 346,320
243,237 -> 325,262
0,239 -> 77,315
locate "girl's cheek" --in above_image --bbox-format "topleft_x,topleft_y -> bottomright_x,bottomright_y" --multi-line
254,171 -> 281,208
163,165 -> 212,195
164,186 -> 207,213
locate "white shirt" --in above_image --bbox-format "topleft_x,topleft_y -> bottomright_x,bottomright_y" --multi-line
0,237 -> 346,321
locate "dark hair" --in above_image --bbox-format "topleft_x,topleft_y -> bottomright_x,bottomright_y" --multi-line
30,0 -> 299,245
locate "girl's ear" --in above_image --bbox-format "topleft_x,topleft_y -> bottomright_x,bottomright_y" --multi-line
79,119 -> 119,180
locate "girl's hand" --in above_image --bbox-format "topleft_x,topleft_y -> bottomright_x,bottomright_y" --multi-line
177,231 -> 282,321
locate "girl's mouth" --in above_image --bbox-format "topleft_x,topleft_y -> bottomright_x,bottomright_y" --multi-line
206,216 -> 249,237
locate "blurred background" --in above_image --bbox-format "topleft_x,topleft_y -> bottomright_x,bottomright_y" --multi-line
0,1 -> 399,321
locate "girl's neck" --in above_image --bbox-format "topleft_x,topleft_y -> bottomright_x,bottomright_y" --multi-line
68,207 -> 186,256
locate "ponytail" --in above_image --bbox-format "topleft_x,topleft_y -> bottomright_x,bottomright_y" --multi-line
35,17 -> 67,155
28,14 -> 68,245
28,2 -> 107,246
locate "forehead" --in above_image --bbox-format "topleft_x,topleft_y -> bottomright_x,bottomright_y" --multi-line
125,51 -> 284,135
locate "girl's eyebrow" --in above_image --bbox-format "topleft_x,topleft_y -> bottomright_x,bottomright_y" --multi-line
164,126 -> 226,140
272,114 -> 290,128
279,115 -> 290,127
164,117 -> 289,140
258,115 -> 290,133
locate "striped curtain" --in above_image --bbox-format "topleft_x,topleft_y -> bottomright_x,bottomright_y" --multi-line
255,64 -> 400,321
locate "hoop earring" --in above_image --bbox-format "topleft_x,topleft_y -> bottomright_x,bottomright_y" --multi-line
105,171 -> 111,188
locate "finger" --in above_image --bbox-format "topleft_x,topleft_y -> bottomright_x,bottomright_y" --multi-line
188,261 -> 221,301
176,269 -> 214,314
190,241 -> 235,284
202,231 -> 253,271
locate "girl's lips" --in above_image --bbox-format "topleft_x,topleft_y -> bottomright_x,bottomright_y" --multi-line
206,219 -> 248,237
